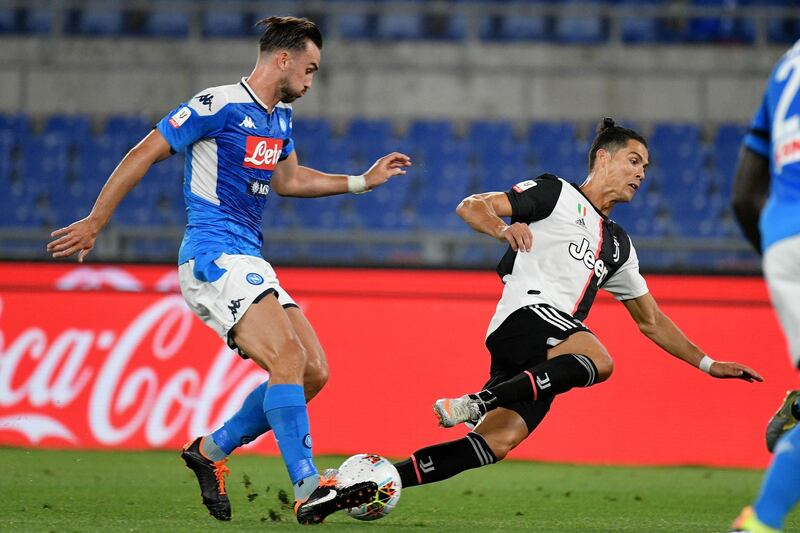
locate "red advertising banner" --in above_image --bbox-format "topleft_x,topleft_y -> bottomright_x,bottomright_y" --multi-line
0,262 -> 795,469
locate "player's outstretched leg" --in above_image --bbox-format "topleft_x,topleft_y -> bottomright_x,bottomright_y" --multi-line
435,352 -> 599,427
181,436 -> 232,521
766,389 -> 800,453
181,380 -> 271,520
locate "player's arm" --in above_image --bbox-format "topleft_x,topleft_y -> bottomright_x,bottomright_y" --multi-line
47,130 -> 173,261
731,146 -> 770,254
622,292 -> 763,382
456,192 -> 532,252
271,151 -> 412,198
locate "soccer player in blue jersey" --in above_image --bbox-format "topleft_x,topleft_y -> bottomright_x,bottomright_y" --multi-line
730,39 -> 800,533
47,16 -> 411,525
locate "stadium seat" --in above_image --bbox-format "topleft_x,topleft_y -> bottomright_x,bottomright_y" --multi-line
337,12 -> 374,40
553,0 -> 608,44
0,113 -> 31,138
75,8 -> 124,36
376,13 -> 424,40
145,10 -> 190,37
23,8 -> 52,34
0,9 -> 17,33
202,11 -> 247,38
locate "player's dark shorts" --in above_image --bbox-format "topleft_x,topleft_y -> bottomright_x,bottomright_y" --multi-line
484,304 -> 592,433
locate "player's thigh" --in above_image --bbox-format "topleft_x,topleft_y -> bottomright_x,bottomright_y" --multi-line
474,408 -> 530,460
547,331 -> 613,381
231,294 -> 306,380
285,306 -> 329,398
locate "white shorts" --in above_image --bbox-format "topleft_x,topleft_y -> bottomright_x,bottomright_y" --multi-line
763,234 -> 800,367
178,253 -> 297,346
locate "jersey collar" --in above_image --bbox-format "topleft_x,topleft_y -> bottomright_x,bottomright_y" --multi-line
240,77 -> 273,114
571,182 -> 610,221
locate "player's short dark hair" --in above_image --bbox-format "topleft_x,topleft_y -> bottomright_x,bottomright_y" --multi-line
588,118 -> 648,172
255,16 -> 322,54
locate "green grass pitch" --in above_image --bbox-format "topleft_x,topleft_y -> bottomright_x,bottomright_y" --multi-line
2,448 -> 798,532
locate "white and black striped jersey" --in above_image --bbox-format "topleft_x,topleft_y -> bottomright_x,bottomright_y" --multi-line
486,174 -> 649,337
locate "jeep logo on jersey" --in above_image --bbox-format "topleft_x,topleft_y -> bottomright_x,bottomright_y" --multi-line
248,179 -> 270,197
569,237 -> 609,284
244,137 -> 283,170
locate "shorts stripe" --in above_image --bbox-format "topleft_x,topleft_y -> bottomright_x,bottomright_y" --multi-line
539,306 -> 577,330
529,306 -> 569,331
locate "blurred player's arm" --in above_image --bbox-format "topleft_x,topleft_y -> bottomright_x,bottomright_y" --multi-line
47,130 -> 173,262
622,292 -> 763,382
456,192 -> 532,252
271,151 -> 411,198
731,146 -> 770,254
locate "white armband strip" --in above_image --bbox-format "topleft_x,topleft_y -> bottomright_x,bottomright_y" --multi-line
699,355 -> 715,374
347,174 -> 369,194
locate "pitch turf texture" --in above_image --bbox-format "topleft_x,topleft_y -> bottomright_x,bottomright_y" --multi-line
2,448 -> 798,532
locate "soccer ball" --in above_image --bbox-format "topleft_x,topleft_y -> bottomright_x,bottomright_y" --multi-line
337,453 -> 402,521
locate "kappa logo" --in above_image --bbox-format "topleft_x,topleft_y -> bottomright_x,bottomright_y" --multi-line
240,116 -> 256,129
569,237 -> 609,284
418,456 -> 435,473
228,297 -> 245,320
244,136 -> 283,170
196,93 -> 214,111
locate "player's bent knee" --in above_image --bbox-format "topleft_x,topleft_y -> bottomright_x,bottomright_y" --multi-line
592,353 -> 614,382
481,428 -> 527,461
303,357 -> 329,399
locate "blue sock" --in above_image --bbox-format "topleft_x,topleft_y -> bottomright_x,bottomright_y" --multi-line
210,380 -> 272,456
754,424 -> 800,529
263,383 -> 318,492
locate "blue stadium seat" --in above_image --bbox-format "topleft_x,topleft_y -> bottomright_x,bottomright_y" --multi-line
406,120 -> 455,149
45,115 -> 93,142
104,114 -> 153,144
553,0 -> 608,44
496,14 -> 550,42
338,12 -> 374,40
376,13 -> 423,40
291,118 -> 333,149
76,8 -> 124,36
146,10 -> 189,37
0,113 -> 31,138
618,0 -> 666,44
0,9 -> 17,33
24,9 -> 52,34
202,11 -> 247,37
346,119 -> 394,144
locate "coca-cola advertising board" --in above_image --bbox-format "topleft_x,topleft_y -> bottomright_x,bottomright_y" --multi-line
0,262 -> 794,468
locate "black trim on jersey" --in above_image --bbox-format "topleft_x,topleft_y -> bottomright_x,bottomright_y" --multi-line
572,220 -> 633,321
748,127 -> 770,141
496,174 -> 564,280
239,81 -> 271,114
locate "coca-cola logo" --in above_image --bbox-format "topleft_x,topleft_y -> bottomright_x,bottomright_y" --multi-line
0,295 -> 267,447
243,136 -> 283,170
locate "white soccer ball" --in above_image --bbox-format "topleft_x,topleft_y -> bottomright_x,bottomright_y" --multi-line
337,453 -> 402,521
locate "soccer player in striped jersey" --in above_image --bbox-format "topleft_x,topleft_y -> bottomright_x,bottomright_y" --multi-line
730,39 -> 800,533
391,118 -> 761,493
47,16 -> 411,525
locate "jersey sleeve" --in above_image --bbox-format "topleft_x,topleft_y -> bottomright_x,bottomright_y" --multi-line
280,109 -> 295,161
156,88 -> 230,153
505,175 -> 563,222
744,89 -> 771,158
602,236 -> 649,301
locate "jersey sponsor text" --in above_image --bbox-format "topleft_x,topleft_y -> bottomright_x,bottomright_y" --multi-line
243,137 -> 283,170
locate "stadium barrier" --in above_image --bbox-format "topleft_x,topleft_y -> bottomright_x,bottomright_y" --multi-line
0,262 -> 793,469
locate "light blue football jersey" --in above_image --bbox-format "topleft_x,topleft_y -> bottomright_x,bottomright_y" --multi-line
744,40 -> 800,252
156,79 -> 295,266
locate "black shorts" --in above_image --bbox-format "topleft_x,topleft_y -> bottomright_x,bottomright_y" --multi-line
483,304 -> 592,432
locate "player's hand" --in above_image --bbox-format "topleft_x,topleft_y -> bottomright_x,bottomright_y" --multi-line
47,216 -> 101,262
363,152 -> 412,189
498,222 -> 532,252
709,361 -> 764,383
